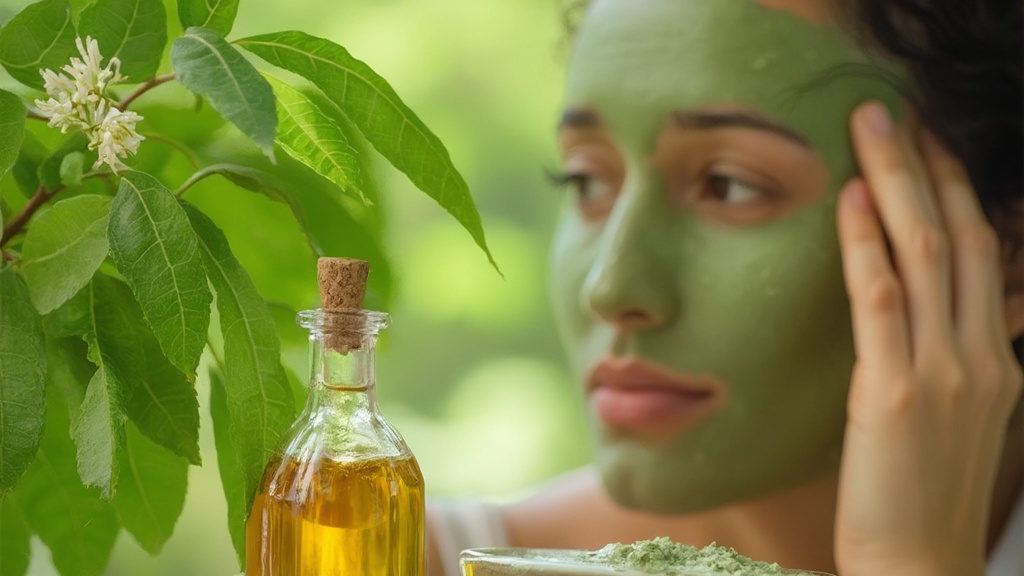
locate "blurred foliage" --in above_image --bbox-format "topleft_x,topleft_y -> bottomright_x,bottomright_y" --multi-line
0,0 -> 591,573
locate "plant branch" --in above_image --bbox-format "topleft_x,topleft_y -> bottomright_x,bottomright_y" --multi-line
174,164 -> 225,198
26,109 -> 49,121
118,73 -> 176,110
1,185 -> 64,248
0,172 -> 114,248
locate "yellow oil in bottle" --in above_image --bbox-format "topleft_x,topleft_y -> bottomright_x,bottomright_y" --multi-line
246,453 -> 425,576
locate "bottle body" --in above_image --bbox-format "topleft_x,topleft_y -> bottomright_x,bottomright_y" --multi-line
247,453 -> 424,575
246,309 -> 425,576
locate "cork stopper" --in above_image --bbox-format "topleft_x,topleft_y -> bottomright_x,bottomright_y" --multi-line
318,257 -> 369,311
317,257 -> 369,352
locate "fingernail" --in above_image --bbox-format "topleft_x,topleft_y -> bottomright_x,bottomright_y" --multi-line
860,101 -> 892,135
843,180 -> 872,212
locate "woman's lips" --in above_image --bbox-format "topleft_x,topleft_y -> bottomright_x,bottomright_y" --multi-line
587,356 -> 725,432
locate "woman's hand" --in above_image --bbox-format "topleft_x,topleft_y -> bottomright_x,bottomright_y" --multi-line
833,101 -> 1023,576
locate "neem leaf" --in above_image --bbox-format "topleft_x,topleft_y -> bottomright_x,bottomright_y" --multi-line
14,387 -> 119,576
127,308 -> 201,466
73,274 -> 139,499
264,74 -> 366,203
209,368 -> 246,567
0,269 -> 46,492
44,335 -> 93,420
0,0 -> 77,90
49,276 -> 201,465
0,90 -> 26,178
38,133 -> 91,191
12,131 -> 47,198
182,203 -> 293,513
107,171 -> 212,379
236,31 -> 498,272
0,495 -> 32,576
175,161 -> 328,256
58,151 -> 84,187
186,156 -> 393,308
171,27 -> 276,159
176,0 -> 238,38
112,423 -> 188,554
78,0 -> 167,81
20,194 -> 112,315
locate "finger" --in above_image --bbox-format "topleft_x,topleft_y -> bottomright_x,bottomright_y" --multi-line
850,102 -> 954,358
919,131 -> 1006,352
838,178 -> 912,375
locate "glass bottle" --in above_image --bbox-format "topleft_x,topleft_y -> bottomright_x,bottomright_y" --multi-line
246,308 -> 425,576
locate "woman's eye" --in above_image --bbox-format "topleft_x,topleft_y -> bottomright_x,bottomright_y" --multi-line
548,171 -> 616,218
706,174 -> 765,204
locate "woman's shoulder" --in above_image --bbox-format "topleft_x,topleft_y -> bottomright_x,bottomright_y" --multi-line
501,466 -> 607,546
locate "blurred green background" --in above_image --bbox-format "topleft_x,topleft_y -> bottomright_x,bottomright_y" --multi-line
0,0 -> 592,573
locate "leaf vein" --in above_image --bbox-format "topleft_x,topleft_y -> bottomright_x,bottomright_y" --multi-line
122,179 -> 191,358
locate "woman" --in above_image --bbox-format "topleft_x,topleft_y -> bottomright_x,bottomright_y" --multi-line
427,1 -> 1024,575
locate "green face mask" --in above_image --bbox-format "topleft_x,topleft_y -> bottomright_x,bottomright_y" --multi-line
550,0 -> 902,511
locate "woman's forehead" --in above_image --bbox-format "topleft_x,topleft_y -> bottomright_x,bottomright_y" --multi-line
755,0 -> 833,24
566,0 -> 862,112
563,0 -> 899,173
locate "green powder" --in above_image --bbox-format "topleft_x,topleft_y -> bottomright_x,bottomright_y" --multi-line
582,537 -> 820,575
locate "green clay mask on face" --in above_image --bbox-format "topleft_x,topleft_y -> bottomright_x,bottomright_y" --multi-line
550,0 -> 903,512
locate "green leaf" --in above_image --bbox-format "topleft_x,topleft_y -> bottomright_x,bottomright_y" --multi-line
175,162 -> 283,200
107,171 -> 212,379
0,90 -> 25,178
175,161 -> 329,254
171,28 -> 276,159
44,335 -> 93,418
78,0 -> 167,82
176,0 -> 238,38
12,131 -> 47,198
20,194 -> 112,315
48,277 -> 201,465
236,31 -> 498,272
127,311 -> 201,466
187,155 -> 393,308
38,133 -> 91,191
264,74 -> 366,203
183,203 -> 293,513
42,287 -> 90,340
0,269 -> 46,492
14,386 -> 119,576
0,495 -> 32,576
112,423 -> 187,554
58,151 -> 84,187
209,368 -> 245,567
0,0 -> 78,90
73,274 -> 138,499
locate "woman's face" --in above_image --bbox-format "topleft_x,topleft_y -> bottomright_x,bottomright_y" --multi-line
549,0 -> 901,511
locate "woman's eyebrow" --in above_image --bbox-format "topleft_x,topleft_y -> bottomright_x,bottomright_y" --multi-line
558,108 -> 602,131
671,110 -> 811,148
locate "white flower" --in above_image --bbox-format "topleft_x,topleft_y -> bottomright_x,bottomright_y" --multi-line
87,104 -> 145,172
33,36 -> 141,172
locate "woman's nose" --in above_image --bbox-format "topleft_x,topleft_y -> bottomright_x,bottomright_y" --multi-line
580,176 -> 679,332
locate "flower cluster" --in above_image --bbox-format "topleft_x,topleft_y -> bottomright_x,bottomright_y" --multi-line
34,36 -> 144,172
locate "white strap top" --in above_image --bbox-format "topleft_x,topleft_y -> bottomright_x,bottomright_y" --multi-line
427,499 -> 510,576
426,494 -> 1024,576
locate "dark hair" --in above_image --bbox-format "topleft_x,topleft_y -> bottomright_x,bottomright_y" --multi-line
840,0 -> 1023,248
839,0 -> 1023,363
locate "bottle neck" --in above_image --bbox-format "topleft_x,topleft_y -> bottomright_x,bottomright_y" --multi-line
308,332 -> 378,410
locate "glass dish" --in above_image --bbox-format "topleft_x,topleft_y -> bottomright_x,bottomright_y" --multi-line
459,547 -> 835,576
